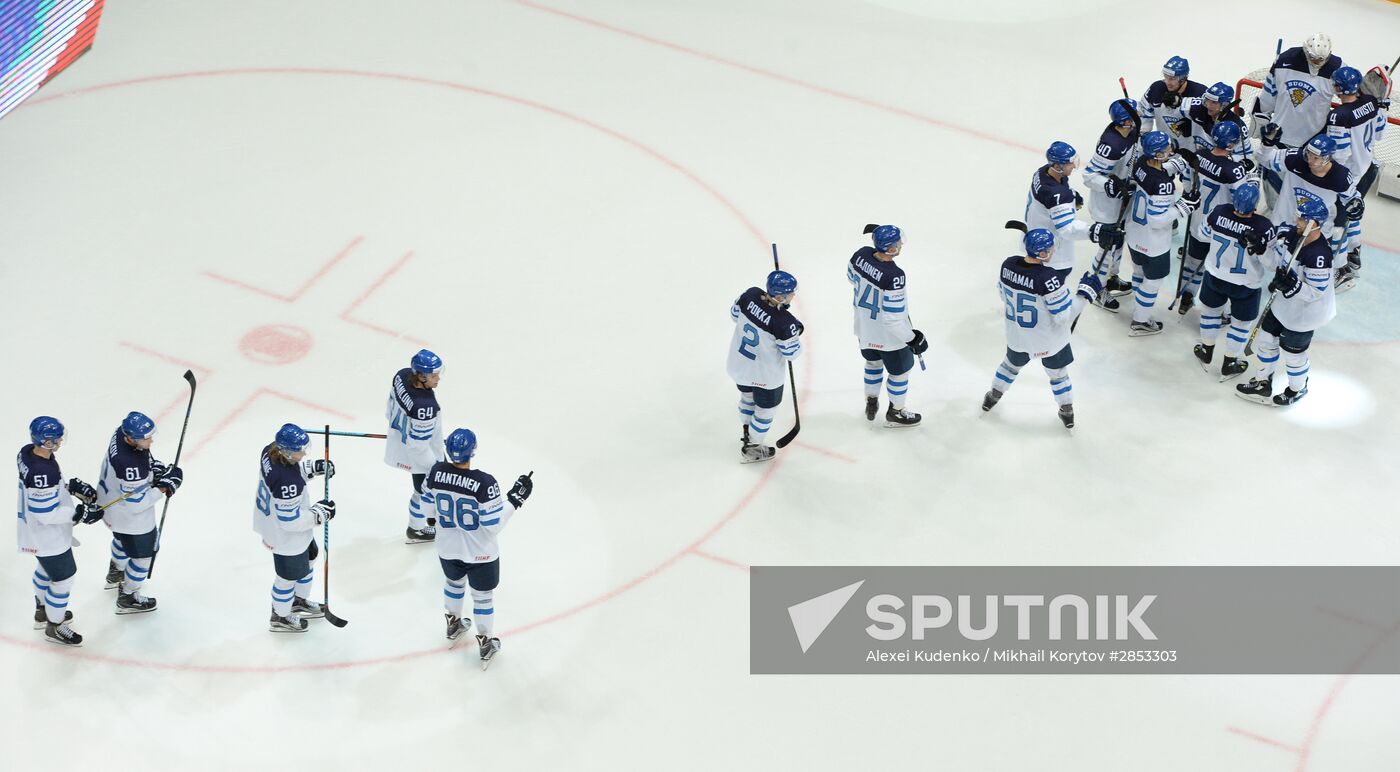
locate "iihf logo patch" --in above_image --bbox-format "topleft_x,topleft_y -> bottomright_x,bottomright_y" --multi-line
1285,79 -> 1317,107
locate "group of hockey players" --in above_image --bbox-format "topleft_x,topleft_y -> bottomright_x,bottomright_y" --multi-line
17,349 -> 533,670
16,412 -> 184,646
727,33 -> 1392,451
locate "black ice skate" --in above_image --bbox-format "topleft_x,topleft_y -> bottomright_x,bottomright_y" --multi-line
269,609 -> 309,633
1105,276 -> 1134,297
446,613 -> 471,648
477,634 -> 502,670
884,405 -> 921,428
44,621 -> 83,647
1093,294 -> 1121,313
1176,292 -> 1194,315
405,525 -> 436,544
981,389 -> 1003,413
1129,320 -> 1164,337
33,599 -> 72,630
865,396 -> 879,421
1234,376 -> 1274,405
740,442 -> 776,464
1058,404 -> 1075,430
292,597 -> 326,619
105,560 -> 122,590
1193,343 -> 1214,372
115,590 -> 157,615
1272,383 -> 1308,406
1219,356 -> 1248,382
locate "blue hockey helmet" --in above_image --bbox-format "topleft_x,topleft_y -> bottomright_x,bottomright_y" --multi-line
766,270 -> 798,298
411,348 -> 443,375
120,411 -> 156,441
1296,197 -> 1329,224
445,428 -> 478,464
29,416 -> 65,448
1230,184 -> 1261,214
1332,66 -> 1362,95
1204,82 -> 1234,103
1141,130 -> 1172,157
1210,120 -> 1242,149
1024,228 -> 1055,258
871,224 -> 903,252
1305,134 -> 1336,158
1162,56 -> 1190,79
1109,98 -> 1138,125
1046,141 -> 1077,165
274,423 -> 310,454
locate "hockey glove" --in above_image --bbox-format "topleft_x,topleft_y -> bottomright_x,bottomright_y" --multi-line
1268,267 -> 1303,298
1088,223 -> 1123,249
1072,191 -> 1084,210
1163,155 -> 1191,178
1242,158 -> 1257,173
1103,176 -> 1126,199
1162,91 -> 1181,109
80,503 -> 105,525
151,459 -> 169,478
1343,197 -> 1365,222
1176,148 -> 1199,169
1260,122 -> 1282,147
1180,188 -> 1201,210
301,459 -> 335,479
1076,272 -> 1103,303
155,465 -> 183,496
1241,232 -> 1268,256
1170,117 -> 1192,137
907,329 -> 929,356
71,504 -> 90,525
67,478 -> 98,505
507,474 -> 533,509
1273,224 -> 1300,252
311,499 -> 336,524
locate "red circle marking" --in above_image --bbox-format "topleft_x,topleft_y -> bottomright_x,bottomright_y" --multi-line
9,68 -> 803,672
239,324 -> 313,365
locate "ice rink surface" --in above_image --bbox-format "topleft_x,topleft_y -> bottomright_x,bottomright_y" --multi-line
3,0 -> 1400,769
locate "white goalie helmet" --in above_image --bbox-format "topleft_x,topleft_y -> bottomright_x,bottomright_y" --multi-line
1303,33 -> 1332,62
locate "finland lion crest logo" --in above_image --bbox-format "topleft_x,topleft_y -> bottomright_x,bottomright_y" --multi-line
1285,79 -> 1317,107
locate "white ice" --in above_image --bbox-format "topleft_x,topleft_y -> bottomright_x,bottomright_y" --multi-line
2,0 -> 1400,769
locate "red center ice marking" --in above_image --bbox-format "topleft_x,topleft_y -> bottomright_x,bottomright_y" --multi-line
239,325 -> 313,364
10,67 -> 789,674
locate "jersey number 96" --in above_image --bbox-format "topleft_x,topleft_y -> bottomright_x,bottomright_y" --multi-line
434,493 -> 481,531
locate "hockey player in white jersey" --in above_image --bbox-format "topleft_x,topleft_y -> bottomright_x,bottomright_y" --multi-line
1326,66 -> 1388,290
253,424 -> 336,633
427,428 -> 533,669
1257,133 -> 1363,258
1191,184 -> 1275,381
1236,198 -> 1335,406
1253,34 -> 1344,195
1173,121 -> 1252,315
847,225 -> 927,427
1123,131 -> 1196,336
1141,56 -> 1207,135
17,417 -> 100,646
1024,142 -> 1122,284
385,349 -> 445,543
97,411 -> 184,614
1081,98 -> 1139,309
727,270 -> 804,461
982,229 -> 1103,430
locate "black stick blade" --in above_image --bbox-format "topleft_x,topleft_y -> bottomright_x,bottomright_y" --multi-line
183,369 -> 197,390
862,223 -> 879,234
324,607 -> 349,628
775,424 -> 800,449
1004,220 -> 1028,233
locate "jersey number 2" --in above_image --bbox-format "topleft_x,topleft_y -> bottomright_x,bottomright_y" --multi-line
737,323 -> 760,360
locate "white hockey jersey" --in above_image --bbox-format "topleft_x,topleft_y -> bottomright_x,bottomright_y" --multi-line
846,247 -> 914,351
1124,159 -> 1188,256
1326,96 -> 1387,178
1190,152 -> 1250,242
998,256 -> 1086,358
1270,236 -> 1335,332
426,462 -> 516,564
1025,165 -> 1090,271
16,445 -> 77,557
1202,204 -> 1275,289
1258,48 -> 1344,147
1258,147 -> 1358,226
252,446 -> 316,556
1141,78 -> 1208,135
384,367 -> 444,475
96,430 -> 166,536
1081,125 -> 1139,223
727,286 -> 803,390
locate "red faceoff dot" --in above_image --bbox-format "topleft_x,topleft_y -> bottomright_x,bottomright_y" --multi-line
239,325 -> 313,364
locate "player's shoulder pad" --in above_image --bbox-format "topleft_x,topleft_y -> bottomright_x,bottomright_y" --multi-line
1184,80 -> 1208,97
1032,166 -> 1071,205
1318,55 -> 1342,79
999,256 -> 1060,296
850,248 -> 904,291
17,445 -> 60,486
1275,47 -> 1307,72
1297,238 -> 1334,270
736,286 -> 788,335
1143,80 -> 1168,105
1096,128 -> 1132,158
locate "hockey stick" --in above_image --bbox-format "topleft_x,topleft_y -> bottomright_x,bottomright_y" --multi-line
94,489 -> 141,512
770,242 -> 801,449
302,428 -> 387,440
321,425 -> 348,628
147,370 -> 196,579
862,224 -> 925,371
1244,220 -> 1318,355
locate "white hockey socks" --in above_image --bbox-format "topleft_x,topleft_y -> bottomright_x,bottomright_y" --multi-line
122,557 -> 151,594
1199,310 -> 1223,345
738,392 -> 756,425
1251,331 -> 1280,381
271,578 -> 296,617
295,571 -> 313,600
991,357 -> 1022,394
45,576 -> 73,624
111,538 -> 128,573
863,361 -> 884,397
1045,367 -> 1073,407
408,488 -> 429,530
749,404 -> 776,444
886,374 -> 909,410
471,590 -> 495,637
1223,319 -> 1252,358
443,578 -> 467,617
1284,349 -> 1310,392
1131,272 -> 1162,324
32,568 -> 48,605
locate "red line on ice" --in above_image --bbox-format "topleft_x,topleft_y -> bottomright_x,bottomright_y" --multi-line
338,250 -> 427,344
688,548 -> 751,572
202,236 -> 362,303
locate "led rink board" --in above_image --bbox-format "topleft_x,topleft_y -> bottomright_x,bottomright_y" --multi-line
0,0 -> 106,120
